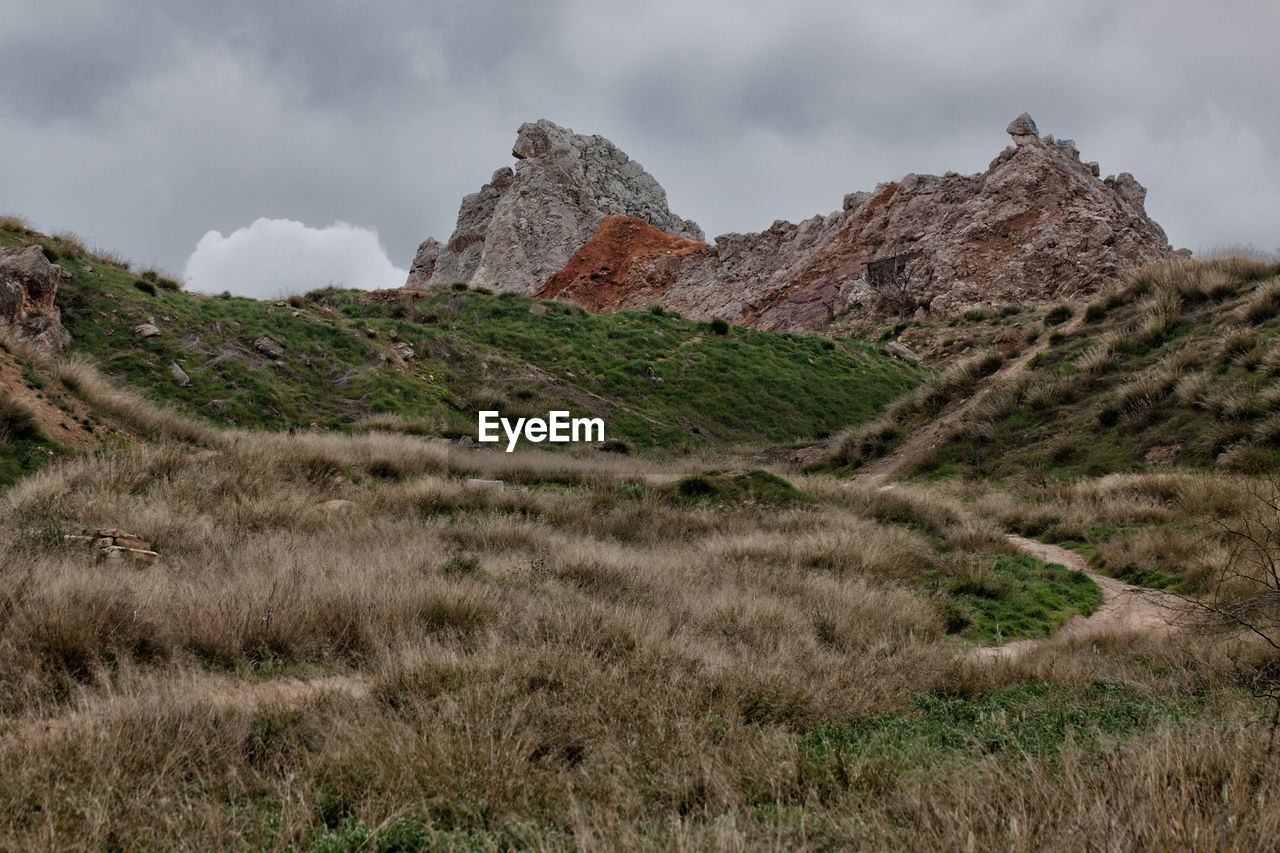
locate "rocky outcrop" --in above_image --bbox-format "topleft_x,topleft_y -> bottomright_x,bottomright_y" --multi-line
0,245 -> 72,355
538,216 -> 709,309
407,119 -> 702,292
533,114 -> 1177,331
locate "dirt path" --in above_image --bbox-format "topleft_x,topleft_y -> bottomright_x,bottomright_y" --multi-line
971,535 -> 1188,662
854,318 -> 1081,487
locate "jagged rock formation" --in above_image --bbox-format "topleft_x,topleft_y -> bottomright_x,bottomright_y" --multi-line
0,245 -> 72,355
530,113 -> 1177,331
407,119 -> 702,292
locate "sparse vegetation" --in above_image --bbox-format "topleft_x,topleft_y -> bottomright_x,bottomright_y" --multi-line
3,216 -> 1279,848
7,427 -> 1258,850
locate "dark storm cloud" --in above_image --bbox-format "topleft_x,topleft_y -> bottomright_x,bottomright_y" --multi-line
1,0 -> 1277,295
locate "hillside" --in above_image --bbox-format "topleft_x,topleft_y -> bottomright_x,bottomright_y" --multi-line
0,218 -> 925,464
828,254 -> 1280,480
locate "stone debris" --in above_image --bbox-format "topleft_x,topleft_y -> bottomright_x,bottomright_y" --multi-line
254,336 -> 285,358
885,341 -> 922,364
169,361 -> 192,386
65,527 -> 159,566
134,323 -> 161,338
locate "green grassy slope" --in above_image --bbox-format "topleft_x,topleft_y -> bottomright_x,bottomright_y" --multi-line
833,255 -> 1280,480
1,221 -> 926,451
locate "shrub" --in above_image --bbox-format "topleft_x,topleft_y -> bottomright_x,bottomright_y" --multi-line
648,304 -> 665,316
0,395 -> 42,442
133,279 -> 157,296
1206,253 -> 1280,283
710,317 -> 730,335
452,282 -> 468,291
1217,328 -> 1258,366
1134,294 -> 1182,348
441,555 -> 481,576
1244,279 -> 1280,324
1043,305 -> 1073,326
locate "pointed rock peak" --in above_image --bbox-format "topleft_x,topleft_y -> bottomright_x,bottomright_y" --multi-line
512,119 -> 572,160
1006,112 -> 1038,137
1006,112 -> 1041,146
409,119 -> 703,291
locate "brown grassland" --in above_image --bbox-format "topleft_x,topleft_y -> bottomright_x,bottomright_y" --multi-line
2,316 -> 1280,849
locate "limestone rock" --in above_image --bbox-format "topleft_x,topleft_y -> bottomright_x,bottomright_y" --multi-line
885,341 -> 922,364
1006,111 -> 1040,145
134,323 -> 161,338
0,245 -> 72,355
406,119 -> 702,292
169,361 -> 191,386
537,113 -> 1177,331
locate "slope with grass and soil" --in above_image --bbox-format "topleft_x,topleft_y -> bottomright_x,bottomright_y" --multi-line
829,255 -> 1280,482
0,218 -> 927,455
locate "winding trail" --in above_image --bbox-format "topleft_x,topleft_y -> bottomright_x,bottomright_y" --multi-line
971,535 -> 1189,662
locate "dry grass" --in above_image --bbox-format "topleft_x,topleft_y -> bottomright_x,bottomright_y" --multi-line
53,356 -> 222,446
0,430 -> 1274,848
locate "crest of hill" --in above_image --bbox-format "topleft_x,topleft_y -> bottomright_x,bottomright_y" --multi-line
0,217 -> 926,474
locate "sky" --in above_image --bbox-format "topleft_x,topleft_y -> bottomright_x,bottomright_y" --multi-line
2,0 -> 1277,298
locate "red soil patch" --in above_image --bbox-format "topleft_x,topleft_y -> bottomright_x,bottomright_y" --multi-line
536,216 -> 708,311
0,350 -> 113,451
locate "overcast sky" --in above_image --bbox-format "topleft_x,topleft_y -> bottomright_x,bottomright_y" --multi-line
2,0 -> 1277,298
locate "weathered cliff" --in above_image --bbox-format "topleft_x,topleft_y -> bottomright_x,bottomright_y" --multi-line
407,119 -> 702,292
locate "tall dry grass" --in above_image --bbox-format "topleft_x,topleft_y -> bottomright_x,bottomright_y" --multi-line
0,427 -> 1271,847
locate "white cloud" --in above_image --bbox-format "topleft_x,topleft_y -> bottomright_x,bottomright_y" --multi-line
183,218 -> 408,299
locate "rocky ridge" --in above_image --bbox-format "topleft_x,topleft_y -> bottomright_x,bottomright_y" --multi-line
0,245 -> 72,354
532,114 -> 1178,331
407,119 -> 702,292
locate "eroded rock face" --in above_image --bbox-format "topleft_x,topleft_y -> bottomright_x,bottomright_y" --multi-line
538,215 -> 709,309
407,119 -> 702,291
534,114 -> 1177,331
0,245 -> 72,355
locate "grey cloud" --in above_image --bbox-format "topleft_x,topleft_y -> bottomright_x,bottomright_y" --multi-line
1,0 -> 1277,287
